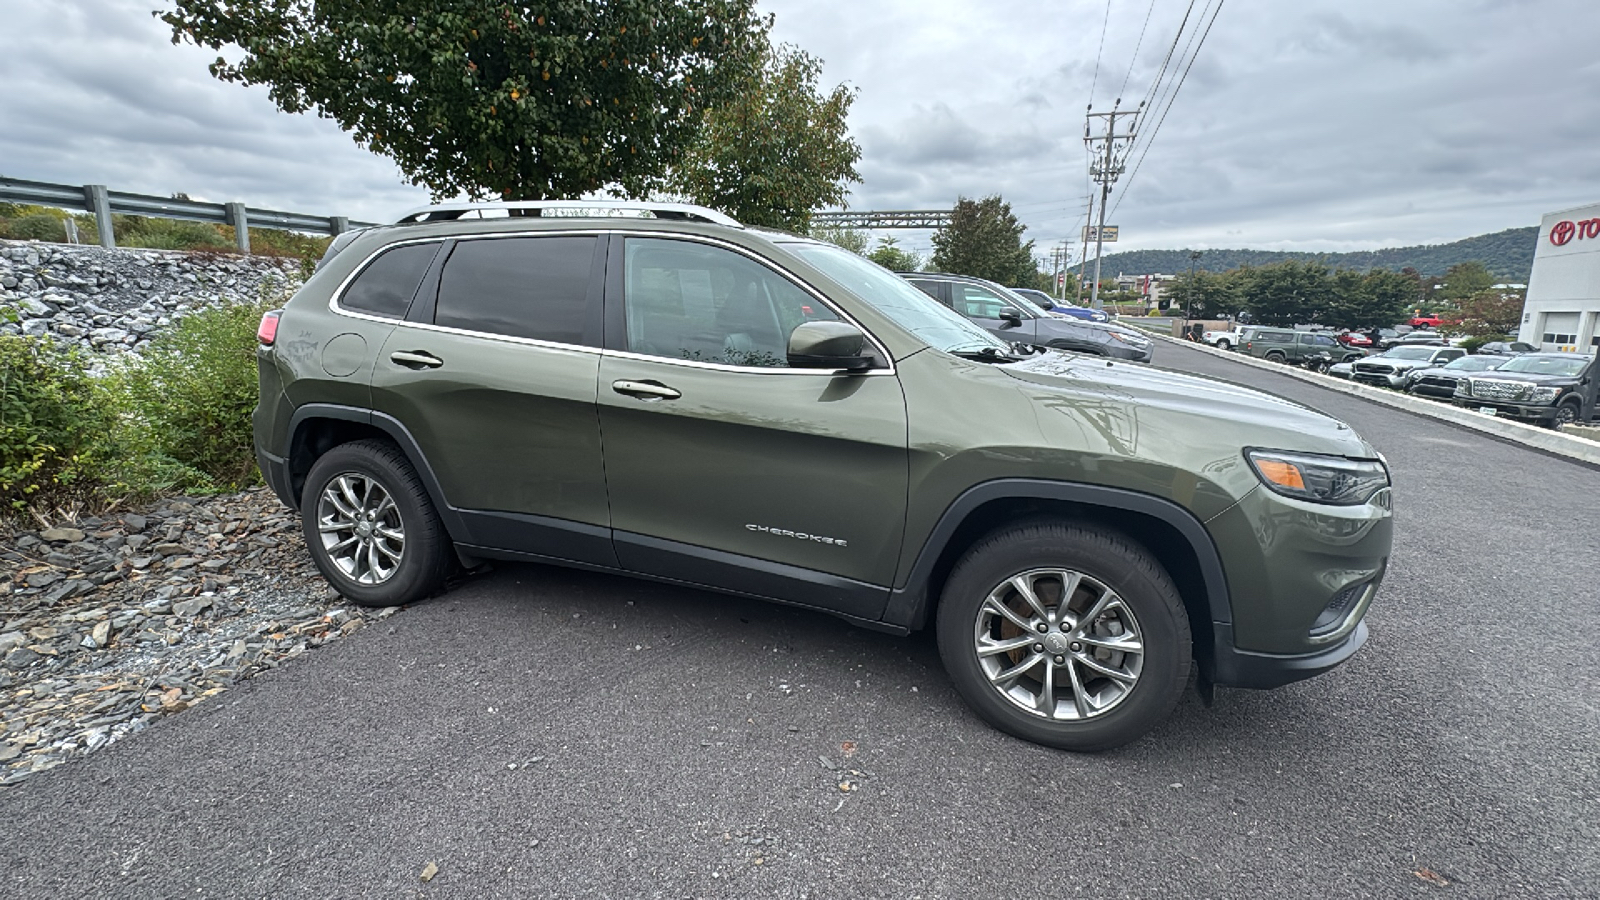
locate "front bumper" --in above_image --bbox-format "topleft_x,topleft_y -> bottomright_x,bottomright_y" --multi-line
1209,620 -> 1369,689
1352,371 -> 1408,388
1450,398 -> 1559,423
1106,342 -> 1154,362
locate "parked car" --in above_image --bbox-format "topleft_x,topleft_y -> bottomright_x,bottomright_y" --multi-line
1370,328 -> 1405,349
1475,341 -> 1537,356
1451,352 -> 1600,427
254,199 -> 1393,752
1010,287 -> 1111,323
1328,360 -> 1356,380
1350,345 -> 1467,388
1242,327 -> 1365,370
1404,355 -> 1505,399
902,272 -> 1153,362
1203,328 -> 1244,350
1391,331 -> 1447,347
1409,314 -> 1447,328
1336,331 -> 1373,349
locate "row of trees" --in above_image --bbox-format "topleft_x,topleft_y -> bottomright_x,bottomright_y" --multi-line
1166,260 -> 1519,333
162,1 -> 861,232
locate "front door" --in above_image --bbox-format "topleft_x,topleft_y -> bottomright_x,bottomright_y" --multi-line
368,232 -> 615,566
949,281 -> 1036,343
595,235 -> 909,620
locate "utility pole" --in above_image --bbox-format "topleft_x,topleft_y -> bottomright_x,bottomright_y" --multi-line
1076,192 -> 1093,306
1084,100 -> 1139,311
1186,250 -> 1203,319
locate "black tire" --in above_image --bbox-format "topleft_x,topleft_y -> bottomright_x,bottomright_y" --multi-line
1551,400 -> 1581,429
1265,351 -> 1286,363
935,522 -> 1192,752
300,439 -> 453,607
1311,359 -> 1332,373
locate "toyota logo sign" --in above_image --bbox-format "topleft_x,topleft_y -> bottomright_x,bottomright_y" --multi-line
1551,220 -> 1576,246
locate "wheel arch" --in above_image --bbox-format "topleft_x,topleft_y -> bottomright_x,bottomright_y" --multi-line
883,480 -> 1232,672
284,404 -> 467,540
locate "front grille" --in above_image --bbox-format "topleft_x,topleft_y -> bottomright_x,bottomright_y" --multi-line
1415,375 -> 1457,390
1471,379 -> 1532,402
1354,362 -> 1394,376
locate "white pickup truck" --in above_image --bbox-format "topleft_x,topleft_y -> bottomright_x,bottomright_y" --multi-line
1203,328 -> 1244,351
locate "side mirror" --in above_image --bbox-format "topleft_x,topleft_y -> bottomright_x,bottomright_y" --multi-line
998,308 -> 1022,326
788,321 -> 874,371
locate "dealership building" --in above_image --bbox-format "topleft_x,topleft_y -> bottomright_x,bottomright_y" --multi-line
1520,201 -> 1600,353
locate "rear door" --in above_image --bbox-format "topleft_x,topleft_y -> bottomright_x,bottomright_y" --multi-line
368,232 -> 615,566
595,235 -> 909,620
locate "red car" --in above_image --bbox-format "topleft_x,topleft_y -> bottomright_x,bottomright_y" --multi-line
1409,314 -> 1446,328
1336,331 -> 1373,347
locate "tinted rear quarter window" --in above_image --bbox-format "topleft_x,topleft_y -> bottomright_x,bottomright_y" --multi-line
340,242 -> 440,318
434,236 -> 598,344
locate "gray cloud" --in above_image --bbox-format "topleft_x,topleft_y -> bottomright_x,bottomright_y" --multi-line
2,0 -> 1599,255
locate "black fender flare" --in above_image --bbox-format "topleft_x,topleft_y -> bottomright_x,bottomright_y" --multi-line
880,479 -> 1233,631
284,403 -> 468,541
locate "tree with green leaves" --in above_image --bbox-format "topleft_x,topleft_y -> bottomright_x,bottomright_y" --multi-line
866,236 -> 923,273
1169,269 -> 1237,319
670,44 -> 859,231
159,1 -> 769,200
931,196 -> 1036,287
1236,260 -> 1335,326
809,225 -> 869,255
1324,268 -> 1419,329
1447,289 -> 1525,337
1437,261 -> 1495,302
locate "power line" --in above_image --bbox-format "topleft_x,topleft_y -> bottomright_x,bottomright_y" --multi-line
1087,0 -> 1113,106
1110,0 -> 1224,219
1134,0 -> 1198,118
1116,0 -> 1160,102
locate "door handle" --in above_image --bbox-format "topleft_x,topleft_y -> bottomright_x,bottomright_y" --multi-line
611,379 -> 681,400
390,350 -> 443,369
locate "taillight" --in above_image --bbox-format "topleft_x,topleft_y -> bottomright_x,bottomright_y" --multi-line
1245,341 -> 1252,351
257,310 -> 282,345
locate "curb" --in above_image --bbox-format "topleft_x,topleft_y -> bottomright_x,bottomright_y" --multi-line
1137,328 -> 1600,468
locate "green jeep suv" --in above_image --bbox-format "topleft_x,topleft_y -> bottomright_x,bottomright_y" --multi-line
254,201 -> 1394,751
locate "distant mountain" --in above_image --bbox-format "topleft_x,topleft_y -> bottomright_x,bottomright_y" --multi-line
1088,226 -> 1539,281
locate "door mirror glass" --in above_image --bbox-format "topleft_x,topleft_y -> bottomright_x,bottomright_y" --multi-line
788,321 -> 873,370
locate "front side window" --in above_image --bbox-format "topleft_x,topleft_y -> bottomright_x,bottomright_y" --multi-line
623,238 -> 838,368
340,242 -> 440,318
954,284 -> 1025,320
434,236 -> 598,344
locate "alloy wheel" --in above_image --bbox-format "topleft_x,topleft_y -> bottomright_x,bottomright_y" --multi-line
316,473 -> 405,585
972,568 -> 1145,721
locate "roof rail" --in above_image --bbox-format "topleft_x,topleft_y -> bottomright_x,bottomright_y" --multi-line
393,199 -> 741,228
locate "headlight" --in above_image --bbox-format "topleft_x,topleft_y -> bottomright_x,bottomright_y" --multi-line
1106,331 -> 1132,344
1529,386 -> 1562,403
1454,380 -> 1471,396
1245,449 -> 1390,506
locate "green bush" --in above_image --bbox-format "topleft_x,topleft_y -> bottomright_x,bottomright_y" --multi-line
10,213 -> 71,242
113,215 -> 231,252
107,298 -> 274,491
0,335 -> 111,509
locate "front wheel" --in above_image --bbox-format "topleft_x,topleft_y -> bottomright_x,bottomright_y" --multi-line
1552,401 -> 1581,429
300,439 -> 453,607
935,523 -> 1192,752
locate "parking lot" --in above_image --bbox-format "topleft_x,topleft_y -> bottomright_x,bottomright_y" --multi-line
2,340 -> 1597,899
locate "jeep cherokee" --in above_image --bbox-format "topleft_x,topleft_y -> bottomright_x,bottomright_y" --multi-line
254,201 -> 1394,752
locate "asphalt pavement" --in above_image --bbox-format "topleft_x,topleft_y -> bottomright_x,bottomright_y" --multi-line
3,341 -> 1597,899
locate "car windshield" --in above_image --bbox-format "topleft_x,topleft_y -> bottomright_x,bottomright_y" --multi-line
784,242 -> 1009,354
1444,356 -> 1500,371
1495,355 -> 1590,376
1384,347 -> 1437,360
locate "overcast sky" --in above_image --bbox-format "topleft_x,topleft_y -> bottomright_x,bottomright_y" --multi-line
4,0 -> 1598,265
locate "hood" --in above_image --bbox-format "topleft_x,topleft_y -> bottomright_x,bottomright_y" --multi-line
1467,370 -> 1580,386
999,351 -> 1372,458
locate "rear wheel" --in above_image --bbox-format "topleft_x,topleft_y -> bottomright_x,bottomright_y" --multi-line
301,439 -> 453,607
935,523 -> 1191,752
1265,351 -> 1287,363
1215,339 -> 1232,351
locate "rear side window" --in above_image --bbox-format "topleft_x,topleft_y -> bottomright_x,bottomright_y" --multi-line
340,242 -> 439,318
1258,332 -> 1292,343
435,236 -> 598,344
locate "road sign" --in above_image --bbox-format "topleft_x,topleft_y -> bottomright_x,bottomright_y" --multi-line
1083,225 -> 1119,243
1057,273 -> 1066,288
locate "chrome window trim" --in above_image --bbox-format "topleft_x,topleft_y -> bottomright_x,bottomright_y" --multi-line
326,227 -> 897,376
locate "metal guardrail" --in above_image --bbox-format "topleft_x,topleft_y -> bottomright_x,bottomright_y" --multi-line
811,209 -> 953,230
0,177 -> 378,255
